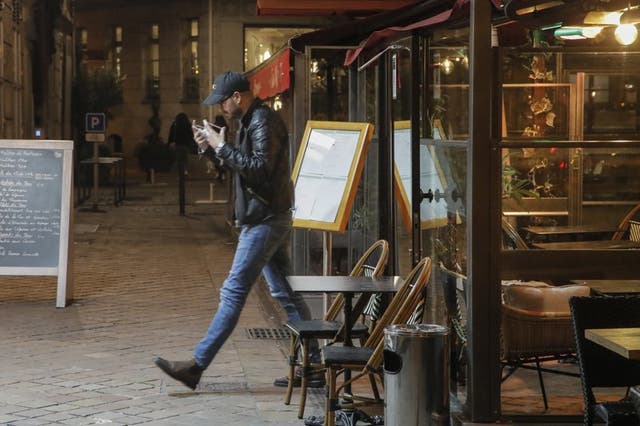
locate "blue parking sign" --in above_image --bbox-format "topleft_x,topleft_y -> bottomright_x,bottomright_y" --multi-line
85,113 -> 106,133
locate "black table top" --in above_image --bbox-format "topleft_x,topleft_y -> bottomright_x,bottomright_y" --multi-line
287,275 -> 402,293
573,279 -> 640,294
523,225 -> 618,236
532,240 -> 640,250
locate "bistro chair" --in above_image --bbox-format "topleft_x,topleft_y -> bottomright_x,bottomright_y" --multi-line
439,262 -> 468,387
569,295 -> 640,425
283,239 -> 389,419
501,284 -> 590,410
502,217 -> 530,250
628,220 -> 640,242
322,257 -> 433,426
611,203 -> 640,241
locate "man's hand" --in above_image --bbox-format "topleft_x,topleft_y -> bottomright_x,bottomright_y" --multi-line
192,120 -> 226,153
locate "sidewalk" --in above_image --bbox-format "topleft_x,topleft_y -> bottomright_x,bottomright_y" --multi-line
0,173 -> 323,425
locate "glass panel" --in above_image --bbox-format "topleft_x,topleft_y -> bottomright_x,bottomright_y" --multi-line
503,146 -> 640,249
428,31 -> 470,408
291,47 -> 368,278
391,39 -> 414,291
584,75 -> 639,136
564,52 -> 640,139
500,49 -> 640,417
310,50 -> 349,122
583,147 -> 640,202
244,27 -> 315,70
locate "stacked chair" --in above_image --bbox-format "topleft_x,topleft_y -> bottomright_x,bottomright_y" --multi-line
322,256 -> 433,426
283,239 -> 390,419
569,296 -> 640,425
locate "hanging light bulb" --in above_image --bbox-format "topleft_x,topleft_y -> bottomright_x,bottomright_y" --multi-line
441,58 -> 454,75
615,24 -> 638,45
583,11 -> 622,25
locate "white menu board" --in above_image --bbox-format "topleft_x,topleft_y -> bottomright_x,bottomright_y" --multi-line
292,121 -> 373,232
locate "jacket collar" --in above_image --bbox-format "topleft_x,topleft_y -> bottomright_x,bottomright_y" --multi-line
240,98 -> 263,127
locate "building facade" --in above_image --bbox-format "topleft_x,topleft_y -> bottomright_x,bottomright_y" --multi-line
73,0 -> 331,163
0,0 -> 73,140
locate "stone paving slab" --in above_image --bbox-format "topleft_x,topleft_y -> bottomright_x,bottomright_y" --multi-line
0,175 -> 323,425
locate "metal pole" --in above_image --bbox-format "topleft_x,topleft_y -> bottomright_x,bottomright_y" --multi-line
322,231 -> 332,314
467,0 -> 501,421
92,142 -> 99,210
178,161 -> 185,216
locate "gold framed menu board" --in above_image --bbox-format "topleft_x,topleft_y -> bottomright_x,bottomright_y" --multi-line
292,121 -> 374,232
393,121 -> 449,230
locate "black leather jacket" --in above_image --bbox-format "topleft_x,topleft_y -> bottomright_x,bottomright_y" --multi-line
208,98 -> 293,224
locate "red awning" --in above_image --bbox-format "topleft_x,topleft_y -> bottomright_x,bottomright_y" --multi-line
344,0 -> 504,66
246,48 -> 291,100
257,0 -> 419,16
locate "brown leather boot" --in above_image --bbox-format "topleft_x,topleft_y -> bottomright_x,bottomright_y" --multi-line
153,357 -> 203,390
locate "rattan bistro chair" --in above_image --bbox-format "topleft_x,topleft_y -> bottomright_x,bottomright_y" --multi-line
283,239 -> 389,419
322,257 -> 433,426
612,203 -> 640,241
501,284 -> 590,410
439,262 -> 468,387
628,220 -> 640,242
502,217 -> 530,250
569,296 -> 640,426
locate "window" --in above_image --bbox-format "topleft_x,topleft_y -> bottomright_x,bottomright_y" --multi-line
80,28 -> 88,50
183,18 -> 199,101
244,26 -> 315,70
112,26 -> 122,78
147,24 -> 160,99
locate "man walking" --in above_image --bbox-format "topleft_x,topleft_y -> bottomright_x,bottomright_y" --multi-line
153,71 -> 320,390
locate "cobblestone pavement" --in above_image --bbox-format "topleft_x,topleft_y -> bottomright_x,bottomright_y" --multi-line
0,174 -> 323,425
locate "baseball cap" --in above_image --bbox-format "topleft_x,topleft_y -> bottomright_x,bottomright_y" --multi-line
203,71 -> 251,105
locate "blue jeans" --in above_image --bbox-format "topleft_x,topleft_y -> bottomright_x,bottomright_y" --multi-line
194,216 -> 314,368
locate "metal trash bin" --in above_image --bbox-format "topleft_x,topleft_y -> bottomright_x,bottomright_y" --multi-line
384,324 -> 450,426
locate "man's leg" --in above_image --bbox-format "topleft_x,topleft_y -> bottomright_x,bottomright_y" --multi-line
194,222 -> 285,368
262,241 -> 313,323
154,222 -> 282,389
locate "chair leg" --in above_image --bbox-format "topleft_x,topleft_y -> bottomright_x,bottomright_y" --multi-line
368,373 -> 381,401
284,334 -> 299,405
325,366 -> 337,426
535,358 -> 548,411
298,338 -> 310,419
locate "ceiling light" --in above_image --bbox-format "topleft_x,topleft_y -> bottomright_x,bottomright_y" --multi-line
515,1 -> 564,16
554,26 -> 603,40
620,9 -> 640,25
583,11 -> 622,25
615,24 -> 638,45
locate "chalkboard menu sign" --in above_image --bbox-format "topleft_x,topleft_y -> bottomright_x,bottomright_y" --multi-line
0,148 -> 63,267
0,140 -> 74,307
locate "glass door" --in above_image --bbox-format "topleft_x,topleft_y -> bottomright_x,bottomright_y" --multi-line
395,33 -> 471,407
